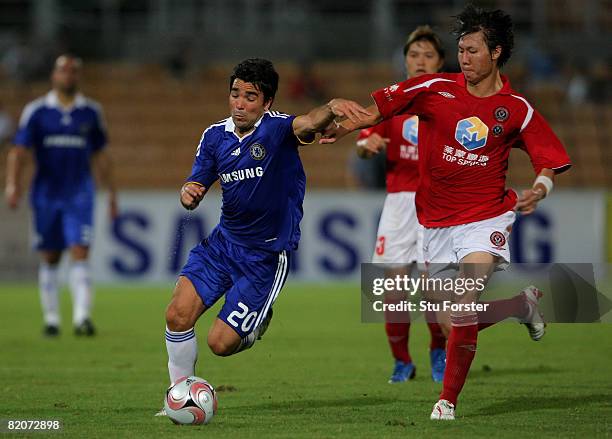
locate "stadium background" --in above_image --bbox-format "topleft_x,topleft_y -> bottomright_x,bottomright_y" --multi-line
0,2 -> 610,436
0,0 -> 610,281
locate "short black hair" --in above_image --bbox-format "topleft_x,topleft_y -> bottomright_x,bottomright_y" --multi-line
229,58 -> 279,103
452,4 -> 514,68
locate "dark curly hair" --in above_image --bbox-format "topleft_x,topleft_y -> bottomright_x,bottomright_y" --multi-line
452,4 -> 514,68
229,58 -> 279,103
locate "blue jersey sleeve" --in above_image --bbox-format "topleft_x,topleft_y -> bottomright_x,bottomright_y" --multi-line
90,105 -> 108,152
186,130 -> 218,188
270,113 -> 301,145
13,102 -> 39,148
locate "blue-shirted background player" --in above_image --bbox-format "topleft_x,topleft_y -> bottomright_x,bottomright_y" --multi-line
5,55 -> 118,337
159,59 -> 369,412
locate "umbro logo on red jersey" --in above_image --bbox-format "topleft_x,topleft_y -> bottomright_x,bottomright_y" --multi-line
438,92 -> 455,98
231,147 -> 241,156
384,84 -> 400,101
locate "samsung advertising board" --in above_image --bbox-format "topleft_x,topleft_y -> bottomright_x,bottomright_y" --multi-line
86,190 -> 606,283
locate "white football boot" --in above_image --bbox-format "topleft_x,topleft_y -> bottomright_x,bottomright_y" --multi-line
430,399 -> 455,420
520,285 -> 546,341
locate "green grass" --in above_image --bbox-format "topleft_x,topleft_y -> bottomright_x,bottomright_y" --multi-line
1,283 -> 611,438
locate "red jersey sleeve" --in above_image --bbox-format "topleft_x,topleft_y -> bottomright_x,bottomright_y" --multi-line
371,74 -> 444,121
519,109 -> 572,175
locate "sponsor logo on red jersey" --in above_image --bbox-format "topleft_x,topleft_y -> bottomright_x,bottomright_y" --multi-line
455,117 -> 489,151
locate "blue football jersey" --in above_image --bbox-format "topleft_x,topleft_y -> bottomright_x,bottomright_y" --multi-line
13,91 -> 107,201
187,111 -> 306,252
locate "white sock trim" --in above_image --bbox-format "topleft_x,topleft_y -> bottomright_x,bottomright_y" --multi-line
39,262 -> 60,326
69,261 -> 93,325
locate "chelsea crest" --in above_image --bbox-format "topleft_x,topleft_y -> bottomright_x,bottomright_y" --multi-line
250,143 -> 266,160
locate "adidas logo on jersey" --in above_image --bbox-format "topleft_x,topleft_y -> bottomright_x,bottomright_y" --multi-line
231,147 -> 241,156
438,92 -> 456,99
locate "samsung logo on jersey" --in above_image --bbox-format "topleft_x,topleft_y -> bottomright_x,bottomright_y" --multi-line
220,166 -> 264,183
43,135 -> 86,148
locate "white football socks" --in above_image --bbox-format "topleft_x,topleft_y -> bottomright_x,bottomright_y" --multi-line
165,327 -> 198,385
69,261 -> 93,325
39,262 -> 60,326
233,329 -> 259,354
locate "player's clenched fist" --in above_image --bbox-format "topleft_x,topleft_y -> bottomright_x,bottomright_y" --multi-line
357,133 -> 390,158
180,182 -> 206,210
515,188 -> 545,215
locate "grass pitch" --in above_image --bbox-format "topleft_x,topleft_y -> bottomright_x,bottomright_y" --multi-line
1,283 -> 611,438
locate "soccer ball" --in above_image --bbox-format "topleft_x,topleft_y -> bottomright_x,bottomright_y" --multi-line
164,376 -> 218,425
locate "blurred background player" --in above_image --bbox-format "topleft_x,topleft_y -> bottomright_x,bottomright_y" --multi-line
356,26 -> 446,383
322,4 -> 571,420
0,101 -> 14,147
158,58 -> 369,415
5,54 -> 118,337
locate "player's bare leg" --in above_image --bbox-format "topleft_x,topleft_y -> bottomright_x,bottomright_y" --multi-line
208,306 -> 275,357
207,319 -> 241,356
69,245 -> 95,336
39,250 -> 62,336
421,283 -> 452,336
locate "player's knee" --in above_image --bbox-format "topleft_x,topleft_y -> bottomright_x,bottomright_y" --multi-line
207,336 -> 234,357
438,321 -> 451,337
41,252 -> 62,265
70,245 -> 89,261
165,304 -> 193,332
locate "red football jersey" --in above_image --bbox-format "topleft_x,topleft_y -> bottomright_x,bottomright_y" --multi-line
371,73 -> 571,228
357,114 -> 419,193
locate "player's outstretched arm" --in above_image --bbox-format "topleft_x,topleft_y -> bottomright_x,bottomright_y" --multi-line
320,103 -> 382,144
292,98 -> 372,143
180,182 -> 206,210
515,168 -> 555,215
4,146 -> 28,209
92,149 -> 119,220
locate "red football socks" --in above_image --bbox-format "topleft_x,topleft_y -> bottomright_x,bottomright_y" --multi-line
440,322 -> 478,405
477,294 -> 527,331
385,322 -> 411,364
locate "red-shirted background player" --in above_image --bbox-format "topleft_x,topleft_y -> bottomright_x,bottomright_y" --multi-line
322,5 -> 571,420
356,26 -> 446,384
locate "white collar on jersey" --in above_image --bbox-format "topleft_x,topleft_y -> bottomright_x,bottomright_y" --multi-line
225,111 -> 267,142
45,90 -> 87,111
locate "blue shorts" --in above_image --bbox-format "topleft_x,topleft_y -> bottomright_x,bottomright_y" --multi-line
180,227 -> 290,338
32,198 -> 93,251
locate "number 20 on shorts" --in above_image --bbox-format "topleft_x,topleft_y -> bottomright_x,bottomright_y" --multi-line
227,302 -> 258,333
